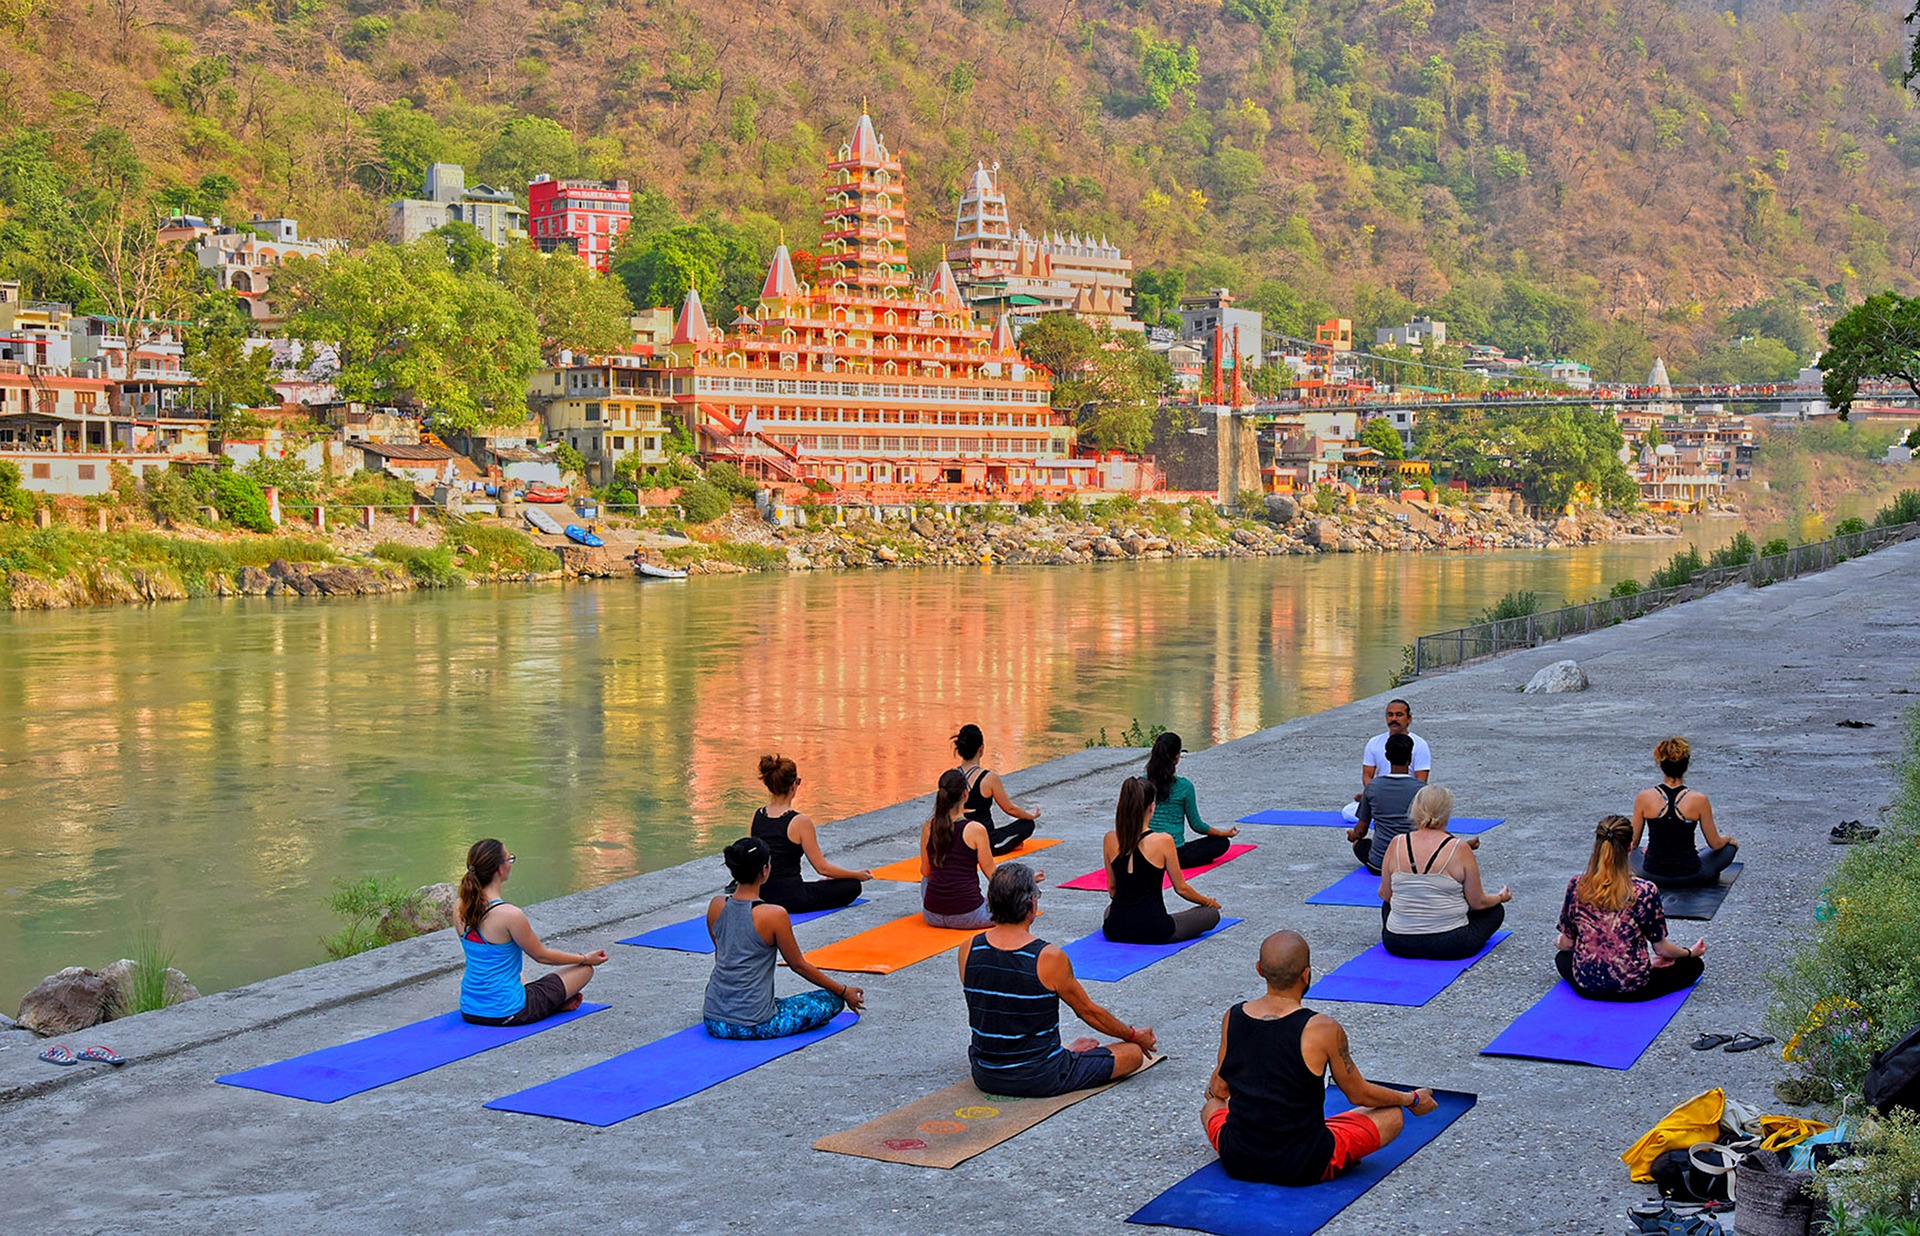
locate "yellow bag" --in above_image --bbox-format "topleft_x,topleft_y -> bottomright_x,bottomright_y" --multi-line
1622,1088 -> 1726,1183
1756,1114 -> 1830,1152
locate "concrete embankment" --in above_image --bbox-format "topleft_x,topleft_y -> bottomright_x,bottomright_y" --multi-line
4,541 -> 1916,1233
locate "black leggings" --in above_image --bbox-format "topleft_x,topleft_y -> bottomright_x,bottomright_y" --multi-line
759,876 -> 862,915
1380,902 -> 1505,961
988,817 -> 1036,856
1631,843 -> 1739,888
1106,904 -> 1221,945
1176,834 -> 1230,868
1554,950 -> 1704,1001
1351,837 -> 1382,874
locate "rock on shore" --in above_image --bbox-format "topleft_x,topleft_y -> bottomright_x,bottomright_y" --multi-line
15,963 -> 201,1036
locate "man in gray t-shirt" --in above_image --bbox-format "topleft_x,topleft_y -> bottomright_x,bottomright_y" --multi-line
1349,733 -> 1422,872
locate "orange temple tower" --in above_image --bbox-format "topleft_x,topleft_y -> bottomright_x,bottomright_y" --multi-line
660,109 -> 1085,492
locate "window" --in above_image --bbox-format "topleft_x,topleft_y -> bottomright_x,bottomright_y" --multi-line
77,464 -> 95,480
586,403 -> 602,422
613,437 -> 626,450
30,463 -> 48,479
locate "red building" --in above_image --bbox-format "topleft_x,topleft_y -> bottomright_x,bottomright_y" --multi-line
527,176 -> 632,273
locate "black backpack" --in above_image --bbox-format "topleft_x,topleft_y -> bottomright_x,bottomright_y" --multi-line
1651,1147 -> 1734,1203
1864,1022 -> 1920,1115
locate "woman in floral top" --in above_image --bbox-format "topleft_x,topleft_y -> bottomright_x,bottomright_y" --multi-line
1555,815 -> 1706,1001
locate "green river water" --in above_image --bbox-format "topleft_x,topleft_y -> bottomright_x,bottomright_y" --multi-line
0,531 -> 1747,1004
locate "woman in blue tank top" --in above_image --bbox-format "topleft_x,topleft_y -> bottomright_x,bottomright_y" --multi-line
457,839 -> 608,1026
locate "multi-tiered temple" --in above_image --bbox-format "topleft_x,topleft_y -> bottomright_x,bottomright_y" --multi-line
659,111 -> 1087,491
944,163 -> 1141,332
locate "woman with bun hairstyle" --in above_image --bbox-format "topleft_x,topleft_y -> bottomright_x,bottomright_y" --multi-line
921,767 -> 1005,930
1630,736 -> 1738,888
704,836 -> 866,1040
750,754 -> 871,913
952,723 -> 1041,855
457,839 -> 607,1026
1555,815 -> 1706,1002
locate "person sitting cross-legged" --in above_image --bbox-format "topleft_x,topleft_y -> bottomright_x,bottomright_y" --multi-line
704,837 -> 866,1040
1102,776 -> 1223,945
1378,785 -> 1511,961
1202,930 -> 1440,1186
1630,736 -> 1738,889
1556,815 -> 1706,1002
958,863 -> 1156,1097
1348,732 -> 1425,874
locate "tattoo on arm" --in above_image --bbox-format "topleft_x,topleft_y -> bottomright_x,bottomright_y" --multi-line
1338,1038 -> 1356,1075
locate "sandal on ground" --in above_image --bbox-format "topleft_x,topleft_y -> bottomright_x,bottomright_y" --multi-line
1691,1033 -> 1734,1051
37,1044 -> 77,1066
76,1045 -> 127,1066
1830,820 -> 1880,844
1725,1033 -> 1776,1053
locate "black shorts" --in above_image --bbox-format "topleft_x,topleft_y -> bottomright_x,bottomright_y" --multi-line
462,973 -> 569,1027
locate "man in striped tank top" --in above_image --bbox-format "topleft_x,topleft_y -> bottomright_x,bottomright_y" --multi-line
957,863 -> 1157,1097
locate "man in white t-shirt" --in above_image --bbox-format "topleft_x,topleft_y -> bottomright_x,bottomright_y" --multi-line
1361,699 -> 1430,787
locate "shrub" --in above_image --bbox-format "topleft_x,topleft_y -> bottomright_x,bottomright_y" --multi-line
210,471 -> 275,533
552,442 -> 588,477
142,466 -> 202,527
714,542 -> 786,569
1083,718 -> 1168,748
1648,545 -> 1705,589
703,460 -> 761,498
678,480 -> 731,523
458,524 -> 560,574
372,542 -> 462,587
1057,495 -> 1086,520
1835,516 -> 1869,536
1875,490 -> 1920,529
1090,494 -> 1139,519
1020,496 -> 1048,516
1609,578 -> 1642,598
1708,531 -> 1757,569
1311,486 -> 1341,516
0,458 -> 35,522
321,876 -> 429,960
1761,537 -> 1791,557
1821,1109 -> 1920,1224
241,456 -> 319,500
332,470 -> 417,508
1480,590 -> 1540,622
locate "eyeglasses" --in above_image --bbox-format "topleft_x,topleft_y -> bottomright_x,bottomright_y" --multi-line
505,853 -> 518,863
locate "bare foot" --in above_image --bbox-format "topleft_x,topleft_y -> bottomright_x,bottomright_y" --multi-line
561,994 -> 584,1012
1066,1037 -> 1099,1052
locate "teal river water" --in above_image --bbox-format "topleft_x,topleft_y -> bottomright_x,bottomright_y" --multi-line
0,530 -> 1746,1003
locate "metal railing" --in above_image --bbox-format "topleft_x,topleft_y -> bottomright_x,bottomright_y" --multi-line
1407,521 -> 1920,677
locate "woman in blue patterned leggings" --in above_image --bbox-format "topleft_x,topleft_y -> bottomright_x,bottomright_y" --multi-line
703,837 -> 867,1040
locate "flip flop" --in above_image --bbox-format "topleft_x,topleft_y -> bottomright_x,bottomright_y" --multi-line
37,1044 -> 77,1066
1691,1033 -> 1734,1051
1725,1033 -> 1776,1053
76,1045 -> 127,1066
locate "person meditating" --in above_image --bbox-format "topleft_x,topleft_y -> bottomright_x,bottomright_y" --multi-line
1203,930 -> 1439,1185
748,754 -> 871,913
959,863 -> 1156,1097
1556,816 -> 1706,1001
1103,776 -> 1223,945
921,768 -> 1002,930
1362,699 -> 1431,787
1144,732 -> 1239,867
952,723 -> 1041,855
1348,733 -> 1424,873
457,839 -> 606,1026
1631,736 -> 1738,888
1378,785 -> 1511,961
704,837 -> 865,1039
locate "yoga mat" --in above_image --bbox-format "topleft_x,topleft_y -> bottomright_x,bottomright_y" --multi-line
868,837 -> 1061,883
485,1011 -> 858,1126
1307,932 -> 1511,1007
616,899 -> 869,954
1060,918 -> 1244,982
802,912 -> 977,974
1126,1086 -> 1478,1236
216,1003 -> 609,1103
1481,980 -> 1695,1069
1058,844 -> 1257,892
1657,864 -> 1744,921
1237,809 -> 1504,834
814,1053 -> 1163,1168
1305,867 -> 1383,908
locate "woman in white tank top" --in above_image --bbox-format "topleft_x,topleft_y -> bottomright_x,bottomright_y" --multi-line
1378,785 -> 1512,961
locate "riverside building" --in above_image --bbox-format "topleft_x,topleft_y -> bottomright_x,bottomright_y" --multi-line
944,162 -> 1141,332
657,109 -> 1085,491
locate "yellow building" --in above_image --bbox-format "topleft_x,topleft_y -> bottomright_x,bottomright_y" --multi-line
528,355 -> 672,485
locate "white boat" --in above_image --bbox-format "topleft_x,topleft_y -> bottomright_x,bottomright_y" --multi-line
525,508 -> 565,536
636,560 -> 689,580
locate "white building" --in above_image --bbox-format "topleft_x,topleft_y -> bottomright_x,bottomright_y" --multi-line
1375,317 -> 1447,351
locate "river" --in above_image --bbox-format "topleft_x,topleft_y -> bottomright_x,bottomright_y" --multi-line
0,532 -> 1744,1003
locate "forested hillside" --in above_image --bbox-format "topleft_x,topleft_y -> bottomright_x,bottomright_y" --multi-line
2,0 -> 1917,380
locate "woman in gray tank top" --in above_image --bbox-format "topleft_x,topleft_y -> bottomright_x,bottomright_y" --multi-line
704,837 -> 867,1039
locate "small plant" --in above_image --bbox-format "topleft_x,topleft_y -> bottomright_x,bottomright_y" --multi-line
1084,726 -> 1112,749
1874,490 -> 1920,529
373,542 -> 462,587
1387,643 -> 1417,688
1835,516 -> 1869,537
714,542 -> 786,569
1648,545 -> 1706,589
1311,486 -> 1340,516
1085,718 -> 1169,748
1057,495 -> 1086,521
1480,590 -> 1540,623
114,928 -> 178,1016
1762,537 -> 1791,557
1819,1109 -> 1920,1225
1610,578 -> 1643,598
1708,531 -> 1757,569
678,479 -> 731,523
322,876 -> 429,960
1020,496 -> 1048,517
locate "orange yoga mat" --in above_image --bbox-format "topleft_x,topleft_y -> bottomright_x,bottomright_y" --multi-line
802,912 -> 978,974
867,837 -> 1062,883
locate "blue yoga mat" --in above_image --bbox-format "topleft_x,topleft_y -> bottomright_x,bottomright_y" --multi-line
617,899 -> 869,953
485,1010 -> 858,1126
1305,868 -> 1383,908
1127,1087 -> 1478,1236
1060,918 -> 1243,982
216,1003 -> 609,1103
1307,932 -> 1510,1007
1481,979 -> 1695,1069
1237,809 -> 1504,834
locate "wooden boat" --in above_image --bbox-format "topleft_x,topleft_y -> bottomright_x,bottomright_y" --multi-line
524,507 -> 565,536
565,525 -> 604,548
522,486 -> 569,504
635,557 -> 689,580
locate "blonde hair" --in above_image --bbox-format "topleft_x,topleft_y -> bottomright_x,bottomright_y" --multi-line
1576,815 -> 1636,912
1410,784 -> 1454,831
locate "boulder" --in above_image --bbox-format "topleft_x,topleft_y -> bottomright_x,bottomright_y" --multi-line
97,959 -> 202,1016
1092,536 -> 1125,558
15,967 -> 114,1035
307,567 -> 365,596
377,882 -> 458,940
1523,659 -> 1589,694
1264,494 -> 1299,523
910,517 -> 938,539
283,573 -> 319,597
874,545 -> 899,563
266,558 -> 296,581
1305,519 -> 1342,549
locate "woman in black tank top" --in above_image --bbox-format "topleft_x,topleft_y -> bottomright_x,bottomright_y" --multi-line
953,723 -> 1040,855
1101,777 -> 1222,944
1629,737 -> 1738,887
750,755 -> 871,913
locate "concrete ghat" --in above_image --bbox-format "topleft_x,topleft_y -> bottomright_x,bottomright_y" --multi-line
3,542 -> 1916,1233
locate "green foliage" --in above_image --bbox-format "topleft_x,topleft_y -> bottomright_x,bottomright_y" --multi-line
1084,718 -> 1170,748
478,116 -> 578,187
372,542 -> 462,587
1359,417 -> 1405,460
1057,495 -> 1086,521
1132,30 -> 1200,114
1823,1110 -> 1920,1224
677,479 -> 731,523
321,876 -> 428,960
457,524 -> 561,575
1647,545 -> 1706,588
1823,292 -> 1920,419
1609,577 -> 1643,598
0,524 -> 332,598
112,928 -> 178,1017
209,472 -> 275,533
1419,407 -> 1635,510
714,542 -> 785,569
1835,516 -> 1869,536
703,460 -> 762,498
496,244 -> 635,356
1707,531 -> 1757,568
1479,590 -> 1539,622
613,220 -> 768,315
1761,537 -> 1792,556
1020,320 -> 1160,454
240,456 -> 319,501
551,442 -> 588,477
1877,491 -> 1920,527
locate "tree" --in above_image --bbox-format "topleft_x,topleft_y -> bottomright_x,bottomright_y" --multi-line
1017,313 -> 1098,385
479,116 -> 578,188
1821,292 -> 1920,418
1028,325 -> 1161,453
183,286 -> 275,430
1132,268 -> 1185,330
1360,416 -> 1405,459
613,224 -> 724,311
429,221 -> 494,274
496,244 -> 634,357
365,101 -> 450,195
1132,30 -> 1200,114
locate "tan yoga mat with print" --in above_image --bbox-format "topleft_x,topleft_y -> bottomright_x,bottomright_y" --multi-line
867,837 -> 1061,883
812,1053 -> 1163,1168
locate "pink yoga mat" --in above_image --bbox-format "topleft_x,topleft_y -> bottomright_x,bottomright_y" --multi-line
1057,843 -> 1256,891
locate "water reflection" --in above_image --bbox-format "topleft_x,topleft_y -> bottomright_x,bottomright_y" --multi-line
0,537 -> 1724,999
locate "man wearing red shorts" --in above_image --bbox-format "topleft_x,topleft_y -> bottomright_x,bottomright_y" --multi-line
1202,930 -> 1438,1185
